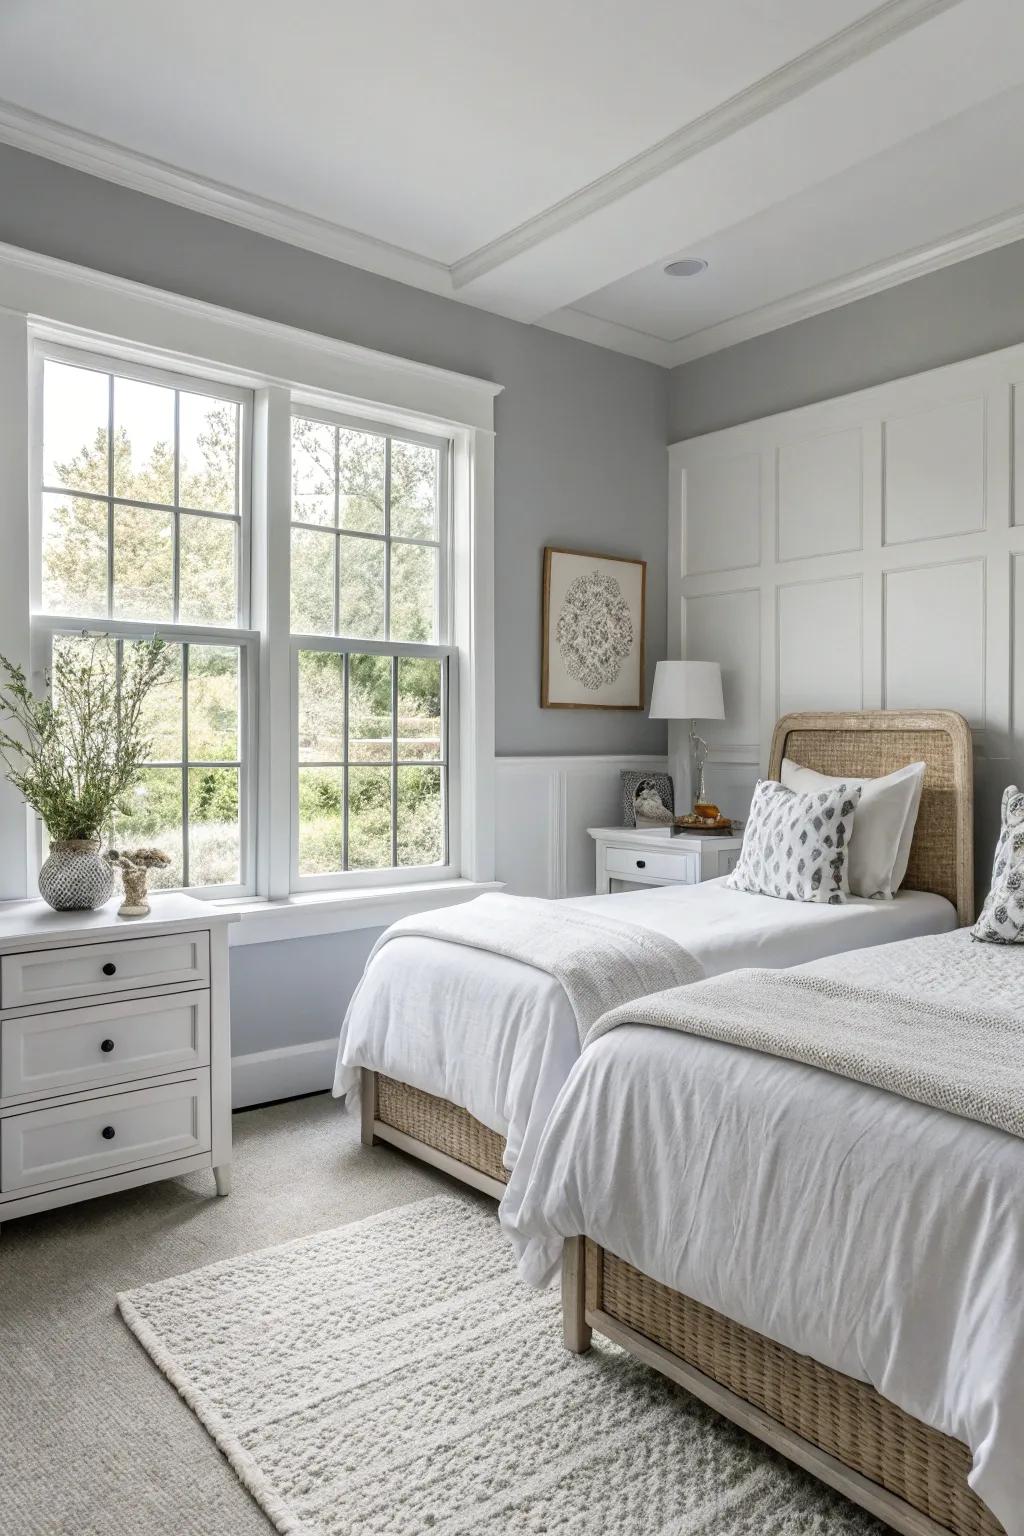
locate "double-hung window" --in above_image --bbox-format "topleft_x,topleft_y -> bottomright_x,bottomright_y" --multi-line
33,346 -> 255,896
289,411 -> 455,888
30,342 -> 464,903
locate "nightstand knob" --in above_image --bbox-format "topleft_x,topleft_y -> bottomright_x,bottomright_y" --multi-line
100,1038 -> 115,1053
101,1125 -> 115,1140
101,961 -> 117,977
636,859 -> 646,869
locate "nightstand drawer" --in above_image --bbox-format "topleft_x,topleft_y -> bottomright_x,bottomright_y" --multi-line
0,1074 -> 210,1192
2,931 -> 210,1010
605,847 -> 696,884
1,993 -> 210,1100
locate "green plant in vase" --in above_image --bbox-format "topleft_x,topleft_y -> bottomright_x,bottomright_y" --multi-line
0,634 -> 170,911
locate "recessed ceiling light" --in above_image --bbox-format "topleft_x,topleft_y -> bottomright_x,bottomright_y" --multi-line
664,257 -> 708,278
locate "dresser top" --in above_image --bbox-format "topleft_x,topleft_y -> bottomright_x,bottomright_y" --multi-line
0,892 -> 236,953
588,825 -> 743,850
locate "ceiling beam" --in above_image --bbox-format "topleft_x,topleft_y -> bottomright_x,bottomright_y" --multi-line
454,0 -> 1023,323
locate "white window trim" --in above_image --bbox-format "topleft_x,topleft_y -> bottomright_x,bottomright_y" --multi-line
0,239 -> 499,931
29,342 -> 256,898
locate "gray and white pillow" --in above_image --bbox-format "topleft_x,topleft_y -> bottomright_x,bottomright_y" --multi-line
972,786 -> 1024,944
726,778 -> 861,905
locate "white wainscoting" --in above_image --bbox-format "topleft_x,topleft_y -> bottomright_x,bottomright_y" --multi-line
669,340 -> 1024,897
495,755 -> 670,898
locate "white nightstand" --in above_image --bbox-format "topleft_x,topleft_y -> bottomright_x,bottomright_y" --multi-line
588,826 -> 744,894
0,893 -> 236,1235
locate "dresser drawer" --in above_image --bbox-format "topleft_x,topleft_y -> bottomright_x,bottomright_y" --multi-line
1,993 -> 210,1100
1,931 -> 210,1010
0,1073 -> 210,1192
605,847 -> 696,884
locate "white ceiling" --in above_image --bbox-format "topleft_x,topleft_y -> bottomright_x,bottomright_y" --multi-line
0,0 -> 1022,367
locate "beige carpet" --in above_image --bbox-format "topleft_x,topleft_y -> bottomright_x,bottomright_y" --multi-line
0,1093 -> 471,1536
117,1193 -> 883,1536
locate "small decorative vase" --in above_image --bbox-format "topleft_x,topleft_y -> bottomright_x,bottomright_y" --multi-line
117,863 -> 152,918
38,838 -> 115,912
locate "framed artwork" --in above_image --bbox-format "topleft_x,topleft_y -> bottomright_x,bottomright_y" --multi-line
541,547 -> 646,710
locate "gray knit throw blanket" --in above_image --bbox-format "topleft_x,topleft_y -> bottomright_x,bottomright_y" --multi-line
366,893 -> 704,1045
589,967 -> 1024,1139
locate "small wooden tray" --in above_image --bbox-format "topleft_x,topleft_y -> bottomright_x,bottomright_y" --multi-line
674,815 -> 734,835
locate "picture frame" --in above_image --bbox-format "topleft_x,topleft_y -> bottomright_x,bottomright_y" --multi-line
541,546 -> 646,710
620,770 -> 675,828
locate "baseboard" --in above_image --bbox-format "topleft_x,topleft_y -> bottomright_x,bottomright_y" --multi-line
231,1037 -> 337,1109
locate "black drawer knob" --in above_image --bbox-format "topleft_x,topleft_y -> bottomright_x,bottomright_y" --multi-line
101,1125 -> 115,1140
101,961 -> 117,977
636,859 -> 646,869
100,1038 -> 115,1054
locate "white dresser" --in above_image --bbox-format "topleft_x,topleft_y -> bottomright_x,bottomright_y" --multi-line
588,826 -> 744,894
0,894 -> 236,1234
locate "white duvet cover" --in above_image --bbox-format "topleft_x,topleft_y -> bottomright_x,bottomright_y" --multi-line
504,928 -> 1024,1532
335,879 -> 956,1175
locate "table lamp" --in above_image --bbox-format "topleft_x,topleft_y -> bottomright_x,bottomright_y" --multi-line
649,660 -> 725,821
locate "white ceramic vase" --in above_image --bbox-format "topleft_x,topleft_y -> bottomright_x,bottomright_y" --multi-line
38,838 -> 115,911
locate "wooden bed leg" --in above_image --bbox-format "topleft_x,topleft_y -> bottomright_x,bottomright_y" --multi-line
562,1237 -> 592,1353
360,1068 -> 378,1147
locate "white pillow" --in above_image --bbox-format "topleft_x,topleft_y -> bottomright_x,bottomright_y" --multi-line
725,778 -> 861,905
972,786 -> 1024,944
781,758 -> 926,900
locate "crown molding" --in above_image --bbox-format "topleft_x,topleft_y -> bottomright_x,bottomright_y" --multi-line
0,100 -> 453,294
0,0 -> 960,316
550,201 -> 1024,370
449,0 -> 962,290
664,202 -> 1024,367
537,307 -> 675,368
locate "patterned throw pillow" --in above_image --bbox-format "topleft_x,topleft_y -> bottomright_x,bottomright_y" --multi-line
972,786 -> 1024,944
726,778 -> 862,905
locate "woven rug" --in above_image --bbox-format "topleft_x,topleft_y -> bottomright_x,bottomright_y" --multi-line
118,1195 -> 882,1536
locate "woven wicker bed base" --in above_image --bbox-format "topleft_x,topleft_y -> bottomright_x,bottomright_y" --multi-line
372,1073 -> 509,1188
577,1243 -> 1001,1536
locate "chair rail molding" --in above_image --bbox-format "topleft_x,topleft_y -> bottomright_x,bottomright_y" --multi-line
495,754 -> 670,899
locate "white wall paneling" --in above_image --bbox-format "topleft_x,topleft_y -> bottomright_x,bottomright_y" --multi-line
495,755 -> 669,898
883,559 -> 986,724
778,576 -> 863,718
883,396 -> 987,545
1014,554 -> 1024,781
778,426 -> 862,563
683,452 -> 761,576
670,338 -> 1024,901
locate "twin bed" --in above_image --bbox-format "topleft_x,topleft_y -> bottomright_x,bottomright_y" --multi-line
528,921 -> 1020,1536
339,710 -> 970,1196
333,709 -> 1021,1536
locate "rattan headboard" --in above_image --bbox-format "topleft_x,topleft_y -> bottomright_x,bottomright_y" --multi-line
767,710 -> 974,925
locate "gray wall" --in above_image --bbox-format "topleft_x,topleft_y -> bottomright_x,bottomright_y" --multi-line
0,144 -> 672,1067
229,928 -> 382,1058
0,144 -> 669,760
670,238 -> 1024,441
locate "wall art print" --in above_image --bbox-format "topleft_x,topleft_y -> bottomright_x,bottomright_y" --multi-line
542,547 -> 646,709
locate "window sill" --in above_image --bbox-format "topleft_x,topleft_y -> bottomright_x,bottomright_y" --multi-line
216,878 -> 503,946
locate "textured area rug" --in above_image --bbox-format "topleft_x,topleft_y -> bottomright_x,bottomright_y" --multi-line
118,1195 -> 882,1535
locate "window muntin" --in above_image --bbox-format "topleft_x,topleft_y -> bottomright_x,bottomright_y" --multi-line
289,415 -> 443,643
31,341 -> 465,903
35,347 -> 253,896
289,409 -> 452,889
41,356 -> 243,627
294,646 -> 447,880
45,631 -> 247,891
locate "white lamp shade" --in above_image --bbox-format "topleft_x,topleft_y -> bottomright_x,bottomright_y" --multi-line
649,660 -> 724,721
